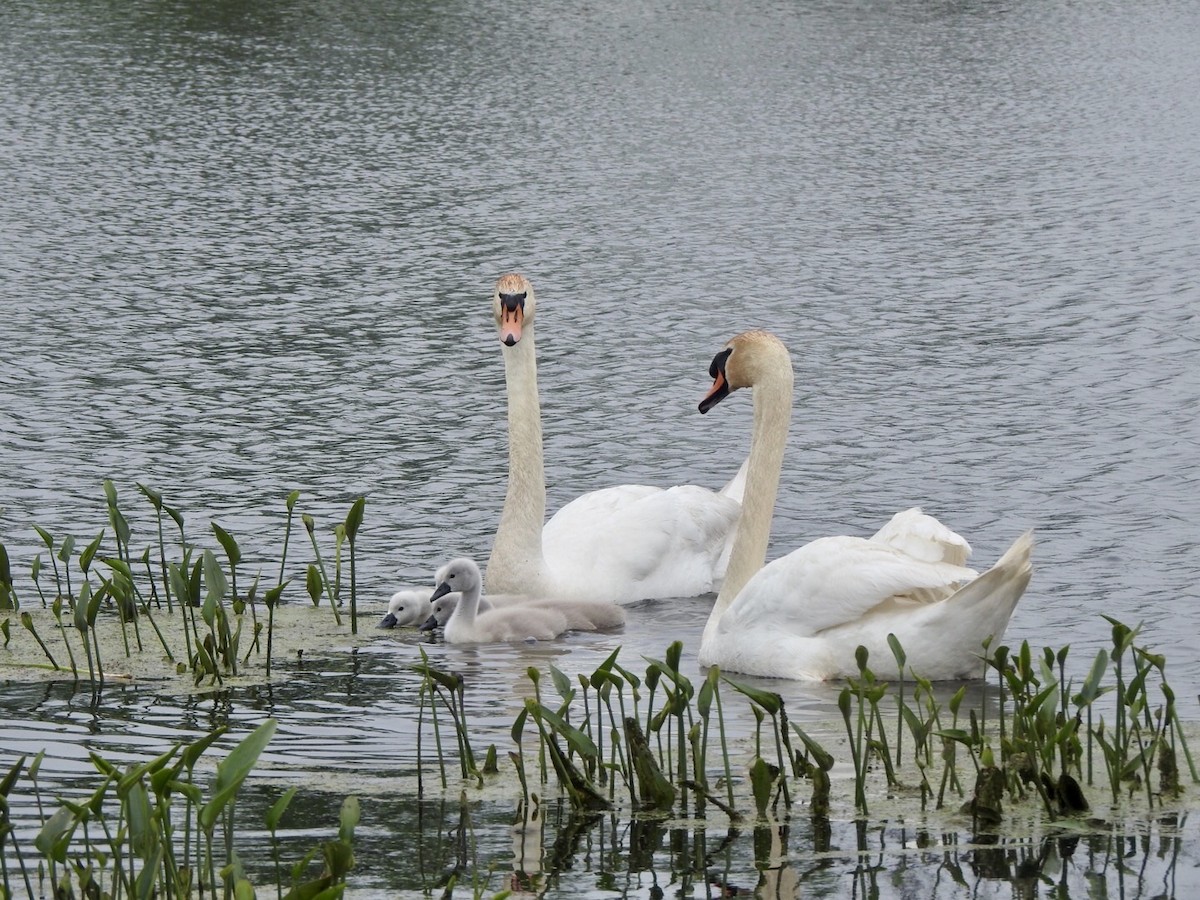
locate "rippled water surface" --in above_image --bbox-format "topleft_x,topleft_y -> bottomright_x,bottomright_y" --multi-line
2,0 -> 1198,894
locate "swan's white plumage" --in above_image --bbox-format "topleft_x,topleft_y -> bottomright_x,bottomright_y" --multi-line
484,273 -> 741,605
697,330 -> 1033,682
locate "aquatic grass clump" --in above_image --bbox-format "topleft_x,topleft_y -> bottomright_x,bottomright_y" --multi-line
0,719 -> 358,899
410,623 -> 1198,841
410,648 -> 484,793
0,482 -> 377,688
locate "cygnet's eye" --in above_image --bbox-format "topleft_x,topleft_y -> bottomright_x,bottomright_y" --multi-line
448,573 -> 456,580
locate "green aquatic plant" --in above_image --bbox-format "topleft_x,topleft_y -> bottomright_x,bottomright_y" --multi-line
263,580 -> 288,677
301,513 -> 341,626
5,719 -> 358,897
18,611 -> 59,671
725,677 -> 793,816
344,496 -> 365,635
0,542 -> 15,610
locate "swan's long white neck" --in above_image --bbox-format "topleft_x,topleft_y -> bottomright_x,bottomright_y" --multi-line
485,323 -> 548,591
701,360 -> 792,649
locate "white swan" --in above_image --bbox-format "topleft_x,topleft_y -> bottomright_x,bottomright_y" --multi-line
378,590 -> 434,629
430,558 -> 572,643
696,330 -> 1034,681
485,273 -> 743,605
423,558 -> 627,638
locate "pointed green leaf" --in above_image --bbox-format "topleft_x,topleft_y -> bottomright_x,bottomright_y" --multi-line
0,543 -> 11,587
549,664 -> 574,701
511,707 -> 528,745
165,503 -> 186,535
887,633 -> 907,671
529,702 -> 598,760
34,525 -> 55,551
723,676 -> 782,716
34,805 -> 77,862
789,723 -> 835,772
266,785 -> 299,831
344,497 -> 365,543
265,581 -> 289,609
182,726 -> 228,772
305,564 -> 323,605
199,719 -> 278,832
136,482 -> 163,511
212,523 -> 242,567
203,549 -> 228,605
0,755 -> 27,797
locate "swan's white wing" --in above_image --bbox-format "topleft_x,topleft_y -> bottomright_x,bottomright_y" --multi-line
722,536 -> 979,637
718,457 -> 750,504
546,484 -> 661,528
542,484 -> 740,603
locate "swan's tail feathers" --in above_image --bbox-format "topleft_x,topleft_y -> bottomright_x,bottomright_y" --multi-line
870,507 -> 973,568
947,530 -> 1034,629
719,457 -> 750,504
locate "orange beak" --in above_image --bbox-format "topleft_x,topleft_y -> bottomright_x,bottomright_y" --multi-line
699,369 -> 730,414
499,304 -> 524,346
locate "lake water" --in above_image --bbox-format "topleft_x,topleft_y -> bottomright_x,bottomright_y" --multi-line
1,0 -> 1198,895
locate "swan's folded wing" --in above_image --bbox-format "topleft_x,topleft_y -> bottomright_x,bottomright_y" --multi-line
543,484 -> 740,601
545,484 -> 662,529
868,508 -> 973,567
722,536 -> 979,637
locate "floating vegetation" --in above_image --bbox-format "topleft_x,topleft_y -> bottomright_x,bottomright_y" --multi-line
0,481 -> 368,687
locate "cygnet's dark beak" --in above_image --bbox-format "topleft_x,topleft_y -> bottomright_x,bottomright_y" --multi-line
430,581 -> 452,602
419,613 -> 440,632
378,613 -> 398,629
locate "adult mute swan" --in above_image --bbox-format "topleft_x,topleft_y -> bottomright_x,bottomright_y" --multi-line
696,330 -> 1033,681
422,558 -> 627,636
485,273 -> 743,605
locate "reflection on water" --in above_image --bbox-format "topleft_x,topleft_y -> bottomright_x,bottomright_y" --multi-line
236,793 -> 1197,898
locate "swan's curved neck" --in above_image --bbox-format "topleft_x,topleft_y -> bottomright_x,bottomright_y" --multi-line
703,366 -> 792,643
486,325 -> 547,589
457,584 -> 482,623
